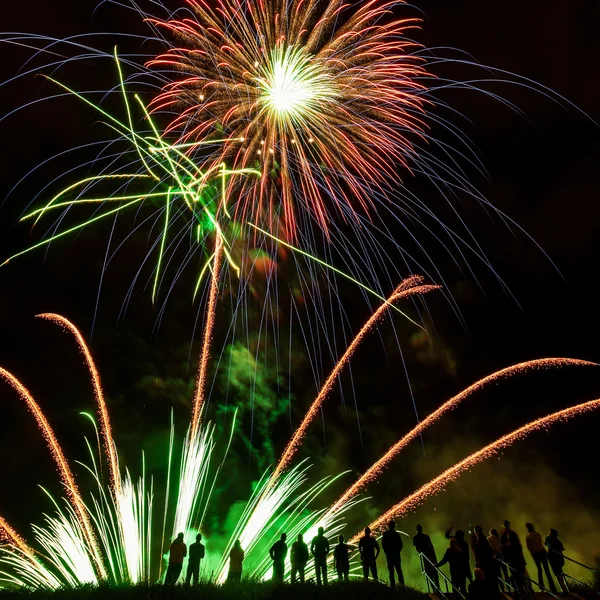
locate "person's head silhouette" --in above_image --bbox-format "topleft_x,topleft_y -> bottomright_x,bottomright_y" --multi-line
504,520 -> 511,529
339,534 -> 344,543
281,533 -> 287,542
388,520 -> 396,531
318,526 -> 324,536
475,525 -> 483,534
364,526 -> 371,537
176,532 -> 184,542
196,533 -> 202,542
297,533 -> 303,542
525,522 -> 535,533
416,524 -> 423,533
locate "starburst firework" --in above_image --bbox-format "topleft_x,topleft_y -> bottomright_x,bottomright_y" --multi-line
148,0 -> 429,238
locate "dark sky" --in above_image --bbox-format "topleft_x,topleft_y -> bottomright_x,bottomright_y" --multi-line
1,0 -> 600,582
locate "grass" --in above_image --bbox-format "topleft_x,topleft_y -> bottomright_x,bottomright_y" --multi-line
0,582 -> 429,600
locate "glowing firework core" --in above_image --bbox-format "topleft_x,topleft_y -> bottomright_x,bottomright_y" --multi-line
258,46 -> 329,121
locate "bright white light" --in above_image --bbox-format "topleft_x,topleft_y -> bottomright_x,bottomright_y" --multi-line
257,45 -> 334,121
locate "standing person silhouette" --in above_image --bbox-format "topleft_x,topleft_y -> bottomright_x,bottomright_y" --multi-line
488,528 -> 505,592
545,529 -> 568,595
382,520 -> 404,588
165,532 -> 187,586
228,540 -> 244,583
525,523 -> 557,593
472,525 -> 494,587
311,526 -> 330,585
334,534 -> 352,582
269,533 -> 288,583
437,538 -> 467,595
500,520 -> 528,596
185,533 -> 205,586
291,534 -> 309,583
455,530 -> 473,584
413,524 -> 439,589
359,526 -> 380,581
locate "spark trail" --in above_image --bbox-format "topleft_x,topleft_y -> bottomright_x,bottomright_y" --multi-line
191,235 -> 224,439
0,368 -> 106,579
272,276 -> 441,479
36,313 -> 121,495
0,517 -> 36,559
329,357 -> 598,513
356,397 -> 600,539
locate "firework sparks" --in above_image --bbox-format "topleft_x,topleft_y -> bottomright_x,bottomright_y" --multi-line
191,235 -> 224,438
357,397 -> 600,539
329,357 -> 598,513
0,367 -> 106,579
36,313 -> 121,496
272,276 -> 441,479
148,0 -> 429,238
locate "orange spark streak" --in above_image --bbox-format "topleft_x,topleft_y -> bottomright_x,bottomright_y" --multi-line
0,516 -> 37,560
0,368 -> 106,578
272,276 -> 440,480
190,234 -> 224,439
352,397 -> 600,541
36,314 -> 121,496
330,357 -> 597,513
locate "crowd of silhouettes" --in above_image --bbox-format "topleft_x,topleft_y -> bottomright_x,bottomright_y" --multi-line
163,519 -> 577,595
434,520 -> 571,598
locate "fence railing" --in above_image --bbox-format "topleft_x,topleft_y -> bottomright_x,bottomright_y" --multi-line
419,552 -> 466,600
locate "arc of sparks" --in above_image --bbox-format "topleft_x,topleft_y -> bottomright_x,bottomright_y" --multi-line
271,276 -> 441,480
329,357 -> 598,513
0,516 -> 37,560
36,314 -> 121,496
0,368 -> 107,579
190,234 -> 224,439
354,397 -> 600,540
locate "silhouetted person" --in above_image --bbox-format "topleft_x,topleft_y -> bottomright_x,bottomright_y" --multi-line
545,529 -> 568,594
455,530 -> 473,584
500,520 -> 528,596
165,532 -> 187,586
437,538 -> 467,595
382,520 -> 404,588
311,526 -> 330,585
488,528 -> 505,591
468,567 -> 495,600
334,534 -> 352,582
185,533 -> 205,585
270,533 -> 288,583
228,540 -> 244,583
291,533 -> 309,583
525,522 -> 556,593
359,526 -> 380,581
472,525 -> 494,588
413,524 -> 439,590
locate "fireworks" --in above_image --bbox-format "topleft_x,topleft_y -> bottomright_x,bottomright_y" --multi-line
272,275 -> 441,479
329,357 -> 597,513
360,397 -> 600,539
2,310 -> 596,588
148,0 -> 429,238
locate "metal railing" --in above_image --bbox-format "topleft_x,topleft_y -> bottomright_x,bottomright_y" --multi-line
497,556 -> 561,599
420,552 -> 466,599
557,551 -> 600,597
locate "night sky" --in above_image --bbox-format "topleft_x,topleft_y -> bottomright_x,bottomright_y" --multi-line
1,0 -> 600,585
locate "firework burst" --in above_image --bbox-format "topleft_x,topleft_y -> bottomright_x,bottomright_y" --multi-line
148,0 -> 429,238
